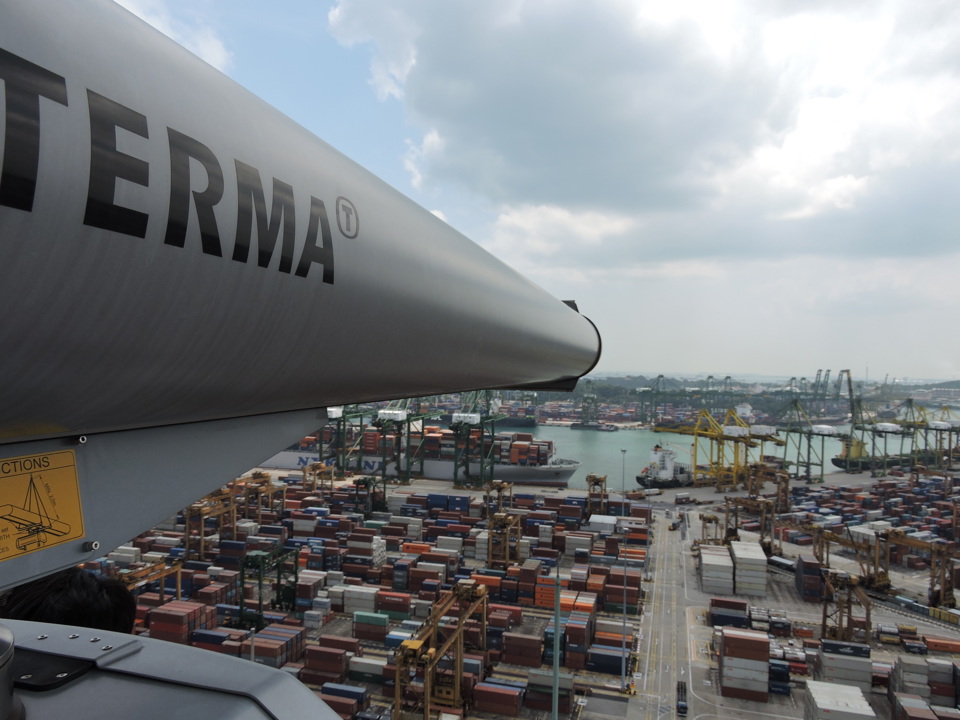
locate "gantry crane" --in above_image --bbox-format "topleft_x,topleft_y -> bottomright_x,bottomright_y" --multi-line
741,422 -> 787,496
486,512 -> 521,569
449,391 -> 506,488
238,544 -> 300,629
887,399 -> 960,470
393,580 -> 488,720
812,528 -> 887,591
697,514 -> 724,546
484,480 -> 514,515
653,409 -> 763,493
301,461 -> 336,494
578,383 -> 600,425
328,405 -> 377,476
235,473 -> 286,525
723,496 -> 775,554
483,480 -> 520,568
372,398 -> 444,485
779,399 -> 837,483
928,407 -> 960,471
777,516 -> 960,606
821,570 -> 872,643
772,518 -> 888,590
586,472 -> 609,516
876,529 -> 958,608
119,558 -> 185,602
183,485 -> 237,561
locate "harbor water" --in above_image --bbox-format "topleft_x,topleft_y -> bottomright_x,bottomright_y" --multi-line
527,424 -> 850,491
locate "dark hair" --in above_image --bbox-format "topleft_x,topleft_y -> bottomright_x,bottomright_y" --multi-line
0,567 -> 136,633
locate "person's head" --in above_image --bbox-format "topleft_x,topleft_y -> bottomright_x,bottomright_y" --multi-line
0,567 -> 136,633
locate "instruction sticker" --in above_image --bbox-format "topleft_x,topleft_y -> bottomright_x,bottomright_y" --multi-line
0,450 -> 84,561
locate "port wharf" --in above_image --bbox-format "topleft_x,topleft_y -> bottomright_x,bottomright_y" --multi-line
90,465 -> 960,720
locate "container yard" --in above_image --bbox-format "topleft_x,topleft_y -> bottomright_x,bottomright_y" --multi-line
67,462 -> 960,720
84,473 -> 650,720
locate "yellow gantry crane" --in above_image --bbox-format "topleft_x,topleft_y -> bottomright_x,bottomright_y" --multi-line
118,559 -> 185,601
813,528 -> 887,592
393,580 -> 488,720
654,409 -> 784,494
183,485 -> 237,561
771,518 -> 888,590
821,571 -> 872,643
301,462 -> 336,494
483,480 -> 521,569
877,529 -> 958,608
654,409 -> 748,491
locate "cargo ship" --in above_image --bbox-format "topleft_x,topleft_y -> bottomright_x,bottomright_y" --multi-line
569,421 -> 619,431
262,428 -> 579,487
635,445 -> 692,488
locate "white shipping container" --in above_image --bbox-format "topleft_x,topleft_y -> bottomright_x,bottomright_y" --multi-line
818,654 -> 872,672
721,665 -> 771,682
719,676 -> 767,692
720,656 -> 769,673
350,656 -> 387,675
804,680 -> 874,720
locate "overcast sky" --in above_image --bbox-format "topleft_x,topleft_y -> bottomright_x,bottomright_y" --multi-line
117,0 -> 960,384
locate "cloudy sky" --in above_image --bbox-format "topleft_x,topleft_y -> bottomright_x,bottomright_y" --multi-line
117,0 -> 960,383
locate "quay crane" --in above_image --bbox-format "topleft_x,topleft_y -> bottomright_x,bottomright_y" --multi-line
779,398 -> 839,484
449,391 -> 507,488
653,409 -> 754,492
371,398 -> 445,485
654,409 -> 784,494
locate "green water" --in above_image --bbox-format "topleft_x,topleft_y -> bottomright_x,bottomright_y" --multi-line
528,424 -> 850,491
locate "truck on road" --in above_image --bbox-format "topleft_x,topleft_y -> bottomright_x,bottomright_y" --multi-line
676,680 -> 688,715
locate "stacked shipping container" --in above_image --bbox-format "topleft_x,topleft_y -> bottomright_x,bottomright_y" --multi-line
718,628 -> 770,702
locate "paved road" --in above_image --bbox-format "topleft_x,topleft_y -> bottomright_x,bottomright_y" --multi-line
629,509 -> 811,720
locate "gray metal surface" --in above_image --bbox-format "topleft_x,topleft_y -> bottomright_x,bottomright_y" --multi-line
3,619 -> 341,720
0,408 -> 327,591
0,0 -> 601,447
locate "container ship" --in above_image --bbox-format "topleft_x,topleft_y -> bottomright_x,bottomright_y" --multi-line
569,421 -> 619,431
262,427 -> 579,487
831,428 -> 957,471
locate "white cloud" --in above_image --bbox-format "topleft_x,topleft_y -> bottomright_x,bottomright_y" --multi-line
327,1 -> 960,259
114,0 -> 233,71
117,0 -> 960,378
403,130 -> 444,190
483,204 -> 636,271
328,2 -> 418,100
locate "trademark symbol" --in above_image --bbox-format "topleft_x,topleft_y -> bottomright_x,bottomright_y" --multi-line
336,197 -> 359,238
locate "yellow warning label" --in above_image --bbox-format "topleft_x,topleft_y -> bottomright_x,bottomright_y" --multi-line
0,450 -> 84,561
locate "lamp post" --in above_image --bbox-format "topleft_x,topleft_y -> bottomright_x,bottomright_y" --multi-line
620,447 -> 628,692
